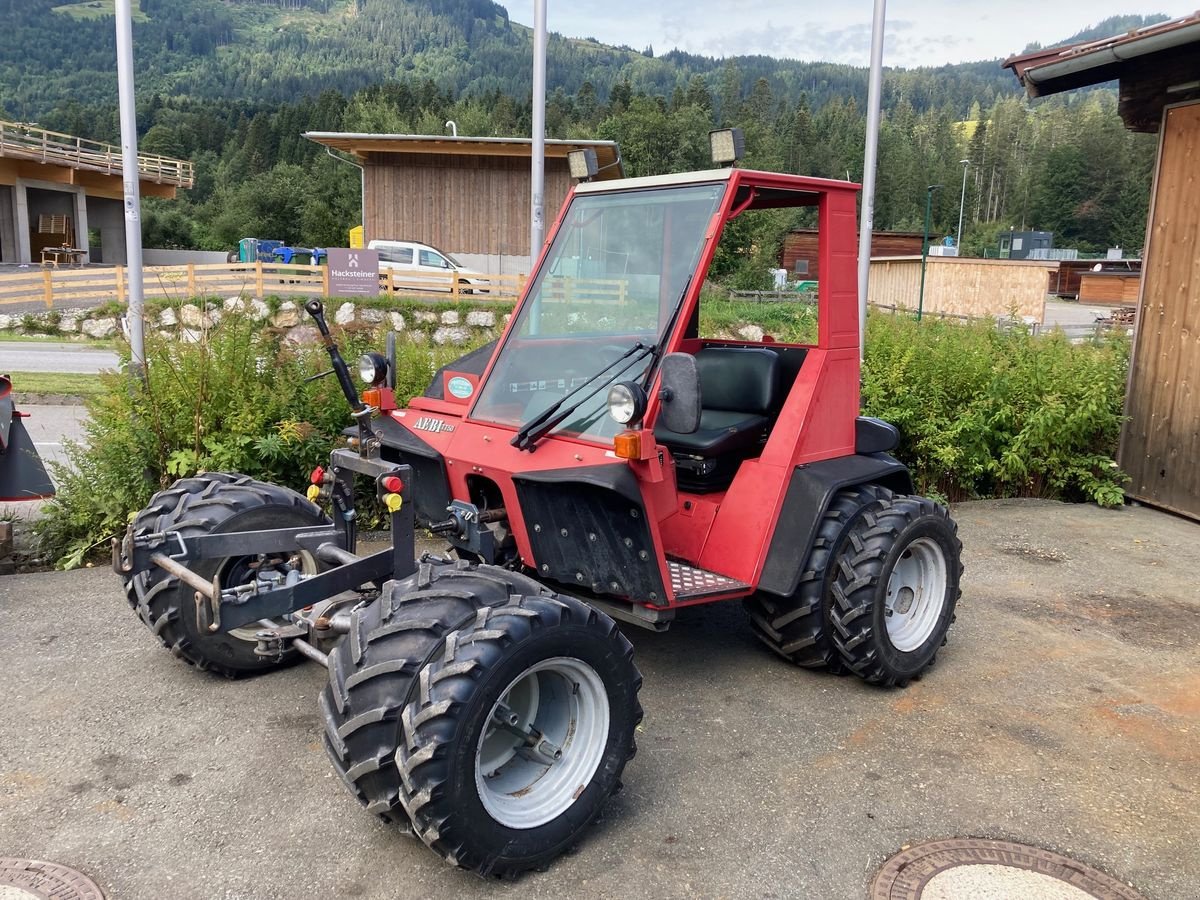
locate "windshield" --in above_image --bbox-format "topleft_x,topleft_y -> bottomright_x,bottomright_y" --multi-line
471,182 -> 725,444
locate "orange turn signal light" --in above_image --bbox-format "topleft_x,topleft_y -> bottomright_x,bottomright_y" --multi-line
613,430 -> 642,460
361,388 -> 382,408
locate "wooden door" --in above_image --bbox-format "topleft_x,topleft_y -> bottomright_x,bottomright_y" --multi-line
1119,101 -> 1200,518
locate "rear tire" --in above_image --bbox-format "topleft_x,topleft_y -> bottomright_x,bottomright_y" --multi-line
744,484 -> 892,671
124,472 -> 328,678
320,562 -> 554,828
397,593 -> 642,878
829,495 -> 962,686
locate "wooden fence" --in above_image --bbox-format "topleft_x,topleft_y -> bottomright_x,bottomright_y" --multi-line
0,119 -> 193,188
867,256 -> 1054,323
0,263 -> 529,310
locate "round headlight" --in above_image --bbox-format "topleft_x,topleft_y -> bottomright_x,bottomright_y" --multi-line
358,352 -> 387,386
607,382 -> 645,425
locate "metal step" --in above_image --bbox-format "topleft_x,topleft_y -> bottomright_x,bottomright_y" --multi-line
668,560 -> 750,601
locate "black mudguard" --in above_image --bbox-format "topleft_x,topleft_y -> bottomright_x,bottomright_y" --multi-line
756,452 -> 913,598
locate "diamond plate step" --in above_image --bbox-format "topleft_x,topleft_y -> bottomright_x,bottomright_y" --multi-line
668,560 -> 750,601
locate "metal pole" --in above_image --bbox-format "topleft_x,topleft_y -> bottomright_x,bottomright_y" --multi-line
956,158 -> 970,252
918,185 -> 938,321
115,0 -> 145,372
856,0 -> 886,364
530,0 -> 547,259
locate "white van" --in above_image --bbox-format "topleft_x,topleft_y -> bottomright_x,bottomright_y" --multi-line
367,239 -> 488,293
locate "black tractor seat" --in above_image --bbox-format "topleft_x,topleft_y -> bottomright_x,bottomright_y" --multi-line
655,346 -> 781,491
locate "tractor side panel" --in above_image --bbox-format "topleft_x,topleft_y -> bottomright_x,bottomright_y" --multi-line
756,453 -> 914,598
512,467 -> 668,606
373,415 -> 453,526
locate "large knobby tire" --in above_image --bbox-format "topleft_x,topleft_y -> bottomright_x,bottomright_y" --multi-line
320,561 -> 553,828
744,484 -> 892,671
829,495 -> 963,686
397,593 -> 642,878
124,472 -> 328,678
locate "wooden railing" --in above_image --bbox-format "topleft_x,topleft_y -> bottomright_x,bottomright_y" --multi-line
0,120 -> 194,188
0,263 -> 528,309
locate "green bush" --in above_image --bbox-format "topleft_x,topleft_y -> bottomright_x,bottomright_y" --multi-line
862,313 -> 1129,506
35,315 -> 468,568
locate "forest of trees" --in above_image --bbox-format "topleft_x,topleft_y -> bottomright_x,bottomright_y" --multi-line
2,1 -> 1161,277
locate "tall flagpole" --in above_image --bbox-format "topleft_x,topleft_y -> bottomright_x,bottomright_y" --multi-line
530,0 -> 547,259
115,0 -> 146,371
857,0 -> 886,366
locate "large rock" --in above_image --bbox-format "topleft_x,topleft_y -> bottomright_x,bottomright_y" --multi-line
272,301 -> 300,328
82,317 -> 118,339
413,310 -> 438,325
440,309 -> 460,325
737,324 -> 765,342
284,324 -> 320,345
359,307 -> 386,324
0,314 -> 12,330
432,326 -> 468,345
159,306 -> 178,327
178,327 -> 204,344
389,312 -> 406,332
466,310 -> 495,327
180,304 -> 205,327
335,302 -> 357,326
57,313 -> 81,333
223,297 -> 247,313
248,298 -> 270,320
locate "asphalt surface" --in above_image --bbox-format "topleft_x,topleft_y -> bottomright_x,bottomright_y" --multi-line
0,341 -> 120,374
1,499 -> 1197,899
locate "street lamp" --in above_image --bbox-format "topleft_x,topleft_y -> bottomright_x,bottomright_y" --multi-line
956,158 -> 970,253
918,184 -> 941,321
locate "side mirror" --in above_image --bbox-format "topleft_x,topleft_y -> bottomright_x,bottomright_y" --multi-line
658,353 -> 701,434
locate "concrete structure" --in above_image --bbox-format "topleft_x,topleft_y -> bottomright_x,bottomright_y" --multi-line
1006,11 -> 1200,520
303,133 -> 622,275
0,120 -> 192,266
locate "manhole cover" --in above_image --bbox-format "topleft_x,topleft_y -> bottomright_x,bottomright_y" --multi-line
0,859 -> 105,900
871,839 -> 1145,900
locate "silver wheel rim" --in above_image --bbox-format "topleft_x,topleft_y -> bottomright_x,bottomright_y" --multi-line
884,537 -> 948,652
475,656 -> 609,830
219,550 -> 318,642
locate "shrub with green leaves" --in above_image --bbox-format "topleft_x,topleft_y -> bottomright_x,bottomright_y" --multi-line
35,314 -> 468,568
861,313 -> 1129,506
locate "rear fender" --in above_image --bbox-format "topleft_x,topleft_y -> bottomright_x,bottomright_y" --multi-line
756,453 -> 913,598
0,413 -> 55,501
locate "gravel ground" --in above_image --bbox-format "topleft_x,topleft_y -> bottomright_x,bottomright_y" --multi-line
1,498 -> 1197,900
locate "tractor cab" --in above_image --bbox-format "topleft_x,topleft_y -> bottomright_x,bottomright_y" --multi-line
375,165 -> 899,627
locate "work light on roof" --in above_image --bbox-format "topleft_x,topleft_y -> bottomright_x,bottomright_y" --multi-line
709,128 -> 745,166
568,148 -> 599,181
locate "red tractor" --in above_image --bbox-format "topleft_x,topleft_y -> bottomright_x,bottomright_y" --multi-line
115,163 -> 962,878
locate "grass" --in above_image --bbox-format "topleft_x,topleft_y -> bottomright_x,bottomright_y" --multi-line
51,0 -> 149,21
7,372 -> 108,399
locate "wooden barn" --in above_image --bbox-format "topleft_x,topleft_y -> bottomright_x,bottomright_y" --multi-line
1007,12 -> 1200,519
782,228 -> 923,281
303,133 -> 622,274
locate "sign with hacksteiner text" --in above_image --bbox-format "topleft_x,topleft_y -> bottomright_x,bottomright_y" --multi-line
327,248 -> 380,297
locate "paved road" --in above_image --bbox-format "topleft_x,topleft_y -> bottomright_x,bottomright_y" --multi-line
1,499 -> 1197,899
0,341 -> 120,374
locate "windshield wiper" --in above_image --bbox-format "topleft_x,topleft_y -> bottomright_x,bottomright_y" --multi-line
511,343 -> 652,451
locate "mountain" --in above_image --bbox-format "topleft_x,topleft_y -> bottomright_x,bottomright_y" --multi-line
3,0 -> 1023,122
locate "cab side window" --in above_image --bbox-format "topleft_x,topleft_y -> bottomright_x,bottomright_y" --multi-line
379,247 -> 413,264
420,249 -> 449,269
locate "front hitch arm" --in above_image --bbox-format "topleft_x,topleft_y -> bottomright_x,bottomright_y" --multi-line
304,299 -> 375,450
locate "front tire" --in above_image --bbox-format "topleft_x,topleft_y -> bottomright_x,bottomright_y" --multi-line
124,472 -> 328,678
397,593 -> 642,878
320,562 -> 553,827
829,495 -> 962,686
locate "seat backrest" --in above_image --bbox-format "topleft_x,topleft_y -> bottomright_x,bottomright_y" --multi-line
695,347 -> 780,414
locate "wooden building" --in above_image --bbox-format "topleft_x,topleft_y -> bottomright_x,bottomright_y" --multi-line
1007,12 -> 1200,519
0,120 -> 192,265
303,133 -> 622,274
868,256 -> 1054,322
1049,258 -> 1141,299
783,229 -> 923,280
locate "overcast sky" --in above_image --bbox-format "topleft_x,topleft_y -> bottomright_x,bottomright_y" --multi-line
504,2 -> 1192,68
